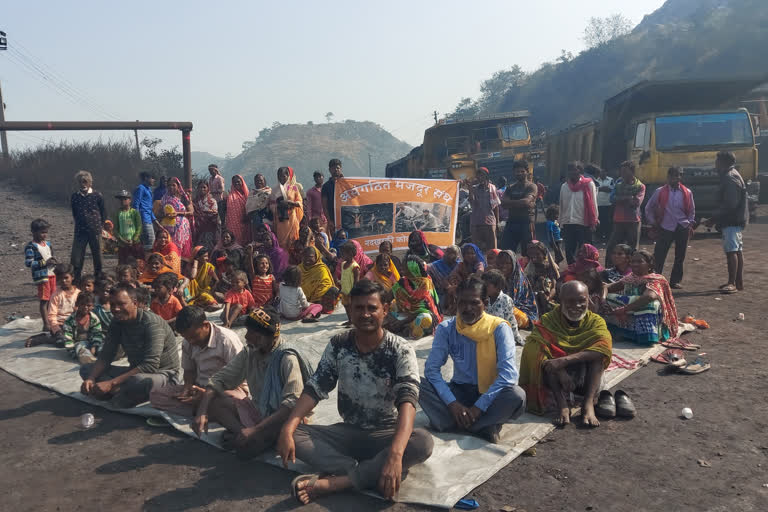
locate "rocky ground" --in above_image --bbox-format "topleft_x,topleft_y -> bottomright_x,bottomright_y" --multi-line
0,182 -> 766,511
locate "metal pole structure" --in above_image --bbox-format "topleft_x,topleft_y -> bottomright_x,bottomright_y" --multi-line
368,153 -> 372,177
133,126 -> 140,157
0,81 -> 9,160
182,129 -> 192,189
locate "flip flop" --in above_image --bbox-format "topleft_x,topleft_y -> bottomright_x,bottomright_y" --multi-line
651,348 -> 686,366
661,339 -> 700,351
291,474 -> 320,504
677,358 -> 711,375
595,390 -> 616,419
614,390 -> 636,418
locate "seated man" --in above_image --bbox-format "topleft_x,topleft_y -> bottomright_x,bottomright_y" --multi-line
150,306 -> 245,417
277,279 -> 434,504
193,306 -> 314,460
419,277 -> 526,444
518,281 -> 612,427
80,284 -> 181,408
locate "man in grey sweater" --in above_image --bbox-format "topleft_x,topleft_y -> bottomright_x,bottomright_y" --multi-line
80,284 -> 181,408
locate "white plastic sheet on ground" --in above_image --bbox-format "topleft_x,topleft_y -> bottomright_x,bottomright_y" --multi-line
0,313 -> 664,508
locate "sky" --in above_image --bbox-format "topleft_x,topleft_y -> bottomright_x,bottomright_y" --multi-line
0,0 -> 666,158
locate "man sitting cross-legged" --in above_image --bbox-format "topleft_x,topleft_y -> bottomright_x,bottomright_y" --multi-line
419,276 -> 526,444
149,306 -> 245,417
192,306 -> 314,459
518,280 -> 612,427
277,279 -> 434,504
80,284 -> 181,408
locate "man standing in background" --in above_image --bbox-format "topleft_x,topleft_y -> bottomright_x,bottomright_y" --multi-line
559,162 -> 598,264
208,164 -> 227,222
132,171 -> 157,252
467,167 -> 500,253
592,165 -> 614,242
605,161 -> 644,266
306,171 -> 327,229
500,160 -> 537,253
71,170 -> 106,281
322,159 -> 343,235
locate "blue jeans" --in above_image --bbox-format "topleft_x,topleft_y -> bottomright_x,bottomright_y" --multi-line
722,226 -> 743,252
140,222 -> 155,251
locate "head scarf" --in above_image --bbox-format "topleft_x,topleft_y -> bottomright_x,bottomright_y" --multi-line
298,247 -> 335,302
461,243 -> 487,271
564,243 -> 603,279
407,230 -> 444,262
367,254 -> 401,291
499,249 -> 538,322
392,256 -> 442,323
330,229 -> 349,252
261,224 -> 289,280
140,252 -> 180,283
524,240 -> 560,282
166,177 -> 191,203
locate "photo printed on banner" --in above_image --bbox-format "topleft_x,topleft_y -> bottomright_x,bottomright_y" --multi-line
395,202 -> 452,233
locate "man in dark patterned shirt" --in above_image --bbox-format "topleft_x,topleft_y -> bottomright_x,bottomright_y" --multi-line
277,279 -> 433,504
70,170 -> 105,282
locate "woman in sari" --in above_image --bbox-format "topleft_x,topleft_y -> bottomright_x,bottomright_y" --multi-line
248,173 -> 273,234
365,253 -> 400,291
159,177 -> 194,258
427,245 -> 459,308
388,255 -> 442,339
601,243 -> 633,284
497,249 -> 538,328
193,181 -> 219,249
152,229 -> 182,274
298,246 -> 335,303
333,239 -> 372,280
604,249 -> 680,345
140,252 -> 181,285
523,240 -> 560,315
187,246 -> 219,307
225,174 -> 251,245
211,229 -> 245,271
405,230 -> 443,263
253,223 -> 289,281
562,243 -> 603,283
442,243 -> 486,315
289,225 -> 315,265
269,166 -> 304,249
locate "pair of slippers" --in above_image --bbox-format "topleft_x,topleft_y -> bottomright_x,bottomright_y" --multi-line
652,348 -> 711,374
596,390 -> 635,419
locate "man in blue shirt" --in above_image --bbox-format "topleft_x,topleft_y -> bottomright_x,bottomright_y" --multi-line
132,171 -> 157,250
420,277 -> 526,444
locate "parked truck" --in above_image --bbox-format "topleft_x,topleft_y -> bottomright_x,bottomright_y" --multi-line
385,111 -> 541,181
544,78 -> 765,218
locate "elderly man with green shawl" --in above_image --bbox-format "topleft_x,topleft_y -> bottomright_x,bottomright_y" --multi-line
519,281 -> 612,427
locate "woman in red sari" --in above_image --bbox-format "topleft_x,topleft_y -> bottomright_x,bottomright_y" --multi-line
225,175 -> 250,245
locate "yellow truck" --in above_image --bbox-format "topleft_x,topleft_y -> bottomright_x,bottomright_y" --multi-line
386,111 -> 540,181
545,78 -> 765,218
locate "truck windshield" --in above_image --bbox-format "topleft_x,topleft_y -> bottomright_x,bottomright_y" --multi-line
655,112 -> 753,150
501,122 -> 528,141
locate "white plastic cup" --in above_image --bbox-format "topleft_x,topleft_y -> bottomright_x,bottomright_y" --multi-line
737,313 -> 745,321
681,407 -> 693,419
80,413 -> 95,429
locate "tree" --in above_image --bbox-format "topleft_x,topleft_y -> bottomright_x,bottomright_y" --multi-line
141,137 -> 182,176
583,13 -> 633,48
478,65 -> 527,111
451,97 -> 480,118
325,112 -> 335,123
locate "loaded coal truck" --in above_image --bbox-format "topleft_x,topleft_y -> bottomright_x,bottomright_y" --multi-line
544,78 -> 766,219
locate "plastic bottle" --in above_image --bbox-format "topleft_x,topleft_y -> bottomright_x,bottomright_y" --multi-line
80,413 -> 95,429
681,407 -> 693,419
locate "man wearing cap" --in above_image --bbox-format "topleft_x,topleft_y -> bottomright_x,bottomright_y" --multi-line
113,188 -> 143,264
465,167 -> 500,252
278,280 -> 433,504
132,171 -> 157,251
192,306 -> 314,459
208,164 -> 227,222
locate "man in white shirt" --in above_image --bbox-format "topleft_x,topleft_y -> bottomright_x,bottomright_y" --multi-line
591,165 -> 614,241
558,162 -> 599,264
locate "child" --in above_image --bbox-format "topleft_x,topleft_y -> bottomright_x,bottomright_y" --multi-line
136,286 -> 151,310
151,272 -> 184,328
101,220 -> 118,255
187,246 -> 219,308
80,274 -> 96,293
338,242 -> 361,325
212,256 -> 236,302
26,263 -> 80,347
278,266 -> 322,322
481,270 -> 524,345
221,270 -> 256,328
113,189 -> 144,264
320,286 -> 340,314
116,264 -> 138,287
486,249 -> 501,270
24,218 -> 57,332
545,205 -> 565,264
308,217 -> 329,249
93,279 -> 113,330
246,247 -> 278,308
524,241 -> 560,315
379,240 -> 403,274
61,292 -> 104,364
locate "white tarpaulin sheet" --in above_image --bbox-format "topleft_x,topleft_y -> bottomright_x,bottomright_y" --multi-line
0,313 -> 665,508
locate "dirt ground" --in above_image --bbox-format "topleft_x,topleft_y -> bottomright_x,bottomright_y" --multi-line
0,182 -> 766,512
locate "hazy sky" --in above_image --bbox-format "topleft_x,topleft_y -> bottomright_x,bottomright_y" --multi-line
1,0 -> 666,157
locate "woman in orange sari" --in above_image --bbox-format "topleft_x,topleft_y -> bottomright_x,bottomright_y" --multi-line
152,229 -> 182,274
270,166 -> 304,249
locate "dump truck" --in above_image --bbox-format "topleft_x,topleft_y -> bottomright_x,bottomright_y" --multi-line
544,78 -> 766,218
385,111 -> 541,181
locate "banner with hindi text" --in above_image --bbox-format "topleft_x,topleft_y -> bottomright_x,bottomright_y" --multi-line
334,177 -> 459,253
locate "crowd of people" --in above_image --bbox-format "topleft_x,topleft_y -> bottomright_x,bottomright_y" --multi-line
16,150 -> 748,503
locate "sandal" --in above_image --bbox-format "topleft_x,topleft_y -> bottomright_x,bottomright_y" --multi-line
291,474 -> 320,504
720,284 -> 737,294
661,339 -> 700,351
651,348 -> 686,366
677,357 -> 711,375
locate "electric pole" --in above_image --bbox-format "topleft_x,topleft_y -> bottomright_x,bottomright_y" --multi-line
0,80 -> 9,160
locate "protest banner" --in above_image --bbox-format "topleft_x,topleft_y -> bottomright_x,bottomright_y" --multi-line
333,177 -> 459,253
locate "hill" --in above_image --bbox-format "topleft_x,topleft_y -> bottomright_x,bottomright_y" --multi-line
191,151 -> 226,175
222,121 -> 412,185
453,0 -> 768,133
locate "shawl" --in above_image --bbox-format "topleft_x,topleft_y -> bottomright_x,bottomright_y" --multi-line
564,243 -> 603,279
524,241 -> 560,283
654,184 -> 694,225
567,176 -> 598,227
519,307 -> 612,414
299,247 -> 335,302
456,313 -> 508,393
225,174 -> 250,243
621,272 -> 679,339
407,230 -> 444,262
152,236 -> 181,274
334,239 -> 373,279
262,224 -> 289,280
258,343 -> 315,417
499,250 -> 539,321
391,261 -> 442,322
366,257 -> 400,291
194,181 -> 218,215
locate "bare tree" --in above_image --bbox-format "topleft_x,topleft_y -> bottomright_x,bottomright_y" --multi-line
583,13 -> 633,48
325,112 -> 335,123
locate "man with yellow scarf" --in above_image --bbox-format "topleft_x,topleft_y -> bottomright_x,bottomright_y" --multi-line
518,280 -> 612,427
419,277 -> 526,444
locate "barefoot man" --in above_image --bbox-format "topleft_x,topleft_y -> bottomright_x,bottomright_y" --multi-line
518,281 -> 612,427
277,279 -> 434,504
